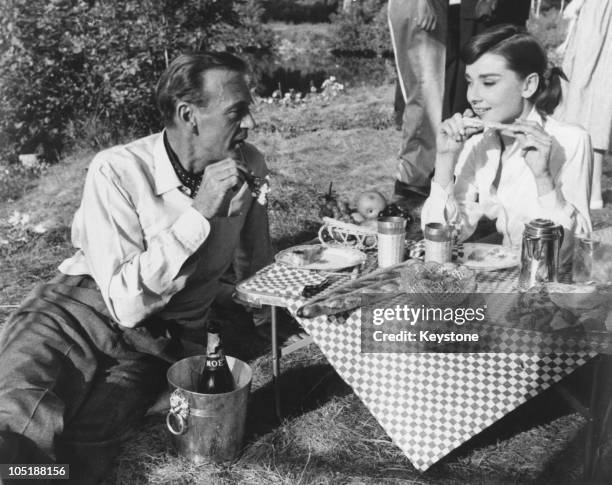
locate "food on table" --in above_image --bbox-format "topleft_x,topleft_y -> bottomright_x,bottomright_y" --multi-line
503,282 -> 612,334
351,212 -> 366,224
399,261 -> 477,308
297,260 -> 417,317
360,219 -> 378,230
317,217 -> 378,250
400,261 -> 475,293
278,246 -> 325,266
356,191 -> 387,220
317,182 -> 353,221
378,203 -> 413,224
467,245 -> 512,262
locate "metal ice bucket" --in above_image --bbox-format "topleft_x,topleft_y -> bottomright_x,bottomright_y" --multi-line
166,356 -> 252,463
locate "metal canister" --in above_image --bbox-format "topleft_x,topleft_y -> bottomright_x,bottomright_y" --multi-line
518,218 -> 564,289
424,223 -> 452,263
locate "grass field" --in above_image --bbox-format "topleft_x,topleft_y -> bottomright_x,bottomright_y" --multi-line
2,80 -> 612,484
2,14 -> 612,484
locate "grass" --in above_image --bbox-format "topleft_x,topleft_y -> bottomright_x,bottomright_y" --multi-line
2,15 -> 612,484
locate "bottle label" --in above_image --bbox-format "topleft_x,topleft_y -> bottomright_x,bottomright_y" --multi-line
205,357 -> 226,369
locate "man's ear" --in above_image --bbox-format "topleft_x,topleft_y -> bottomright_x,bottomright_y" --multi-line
522,72 -> 539,99
176,102 -> 198,134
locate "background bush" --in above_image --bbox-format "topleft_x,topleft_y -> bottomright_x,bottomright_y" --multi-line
0,0 -> 273,163
261,0 -> 338,23
329,0 -> 390,57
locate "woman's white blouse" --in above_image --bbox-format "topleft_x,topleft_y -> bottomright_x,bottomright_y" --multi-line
421,109 -> 593,248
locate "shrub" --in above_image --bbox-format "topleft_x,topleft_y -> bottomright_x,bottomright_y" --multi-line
527,7 -> 568,62
261,0 -> 339,23
329,0 -> 391,57
0,0 -> 273,163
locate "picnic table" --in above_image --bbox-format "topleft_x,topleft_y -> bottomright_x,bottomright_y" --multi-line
235,237 -> 612,478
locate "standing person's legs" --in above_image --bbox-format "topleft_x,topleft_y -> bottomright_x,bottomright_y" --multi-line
443,4 -> 461,119
388,0 -> 447,197
590,149 -> 605,209
0,277 -> 168,484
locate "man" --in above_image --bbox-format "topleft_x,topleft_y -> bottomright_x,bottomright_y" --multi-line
0,52 -> 272,482
388,0 -> 448,206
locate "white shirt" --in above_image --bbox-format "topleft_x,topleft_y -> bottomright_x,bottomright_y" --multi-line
59,132 -> 271,328
421,109 -> 593,248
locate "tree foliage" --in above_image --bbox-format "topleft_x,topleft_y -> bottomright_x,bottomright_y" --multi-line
0,0 -> 273,162
329,0 -> 390,57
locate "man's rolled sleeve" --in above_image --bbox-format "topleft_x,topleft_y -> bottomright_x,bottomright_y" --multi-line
170,207 -> 211,253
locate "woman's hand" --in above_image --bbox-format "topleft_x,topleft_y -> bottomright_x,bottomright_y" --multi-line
436,110 -> 482,156
433,110 -> 482,187
510,120 -> 553,177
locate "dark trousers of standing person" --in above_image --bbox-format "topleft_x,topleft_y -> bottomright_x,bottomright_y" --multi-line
0,274 -> 205,484
443,0 -> 530,118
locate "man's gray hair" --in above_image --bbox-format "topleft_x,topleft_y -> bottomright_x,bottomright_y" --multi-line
156,52 -> 248,127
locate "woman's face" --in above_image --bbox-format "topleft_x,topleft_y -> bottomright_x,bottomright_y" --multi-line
465,52 -> 535,123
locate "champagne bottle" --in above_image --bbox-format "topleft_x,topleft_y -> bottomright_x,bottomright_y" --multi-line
196,322 -> 235,394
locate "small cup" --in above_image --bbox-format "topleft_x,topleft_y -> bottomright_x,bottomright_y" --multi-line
377,217 -> 406,268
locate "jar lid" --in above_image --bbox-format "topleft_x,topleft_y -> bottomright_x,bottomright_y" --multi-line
424,222 -> 451,242
524,219 -> 562,239
378,216 -> 406,234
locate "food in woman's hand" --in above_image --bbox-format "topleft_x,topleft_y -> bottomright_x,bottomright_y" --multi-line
461,116 -> 524,135
356,191 -> 387,220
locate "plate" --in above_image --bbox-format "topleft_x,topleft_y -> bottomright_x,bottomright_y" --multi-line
458,243 -> 519,271
275,245 -> 367,271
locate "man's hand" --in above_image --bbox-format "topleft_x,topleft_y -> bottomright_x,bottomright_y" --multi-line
192,158 -> 246,218
416,0 -> 437,31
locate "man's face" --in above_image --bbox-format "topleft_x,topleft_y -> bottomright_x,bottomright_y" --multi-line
192,68 -> 255,165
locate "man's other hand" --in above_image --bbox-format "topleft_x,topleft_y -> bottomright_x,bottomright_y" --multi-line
192,158 -> 245,218
416,0 -> 437,31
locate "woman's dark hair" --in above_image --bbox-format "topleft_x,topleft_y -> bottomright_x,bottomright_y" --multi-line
461,24 -> 567,114
156,52 -> 248,126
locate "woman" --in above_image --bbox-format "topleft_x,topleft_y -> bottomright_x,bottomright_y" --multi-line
422,24 -> 592,255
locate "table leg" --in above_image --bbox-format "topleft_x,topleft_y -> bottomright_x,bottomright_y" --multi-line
270,305 -> 282,421
584,355 -> 612,481
583,357 -> 601,480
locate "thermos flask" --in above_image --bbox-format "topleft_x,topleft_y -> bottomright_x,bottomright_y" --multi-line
518,219 -> 564,289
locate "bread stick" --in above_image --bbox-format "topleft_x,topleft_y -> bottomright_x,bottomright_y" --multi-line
462,117 -> 524,134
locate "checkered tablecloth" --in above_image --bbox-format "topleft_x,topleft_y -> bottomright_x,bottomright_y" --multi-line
235,261 -> 594,471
